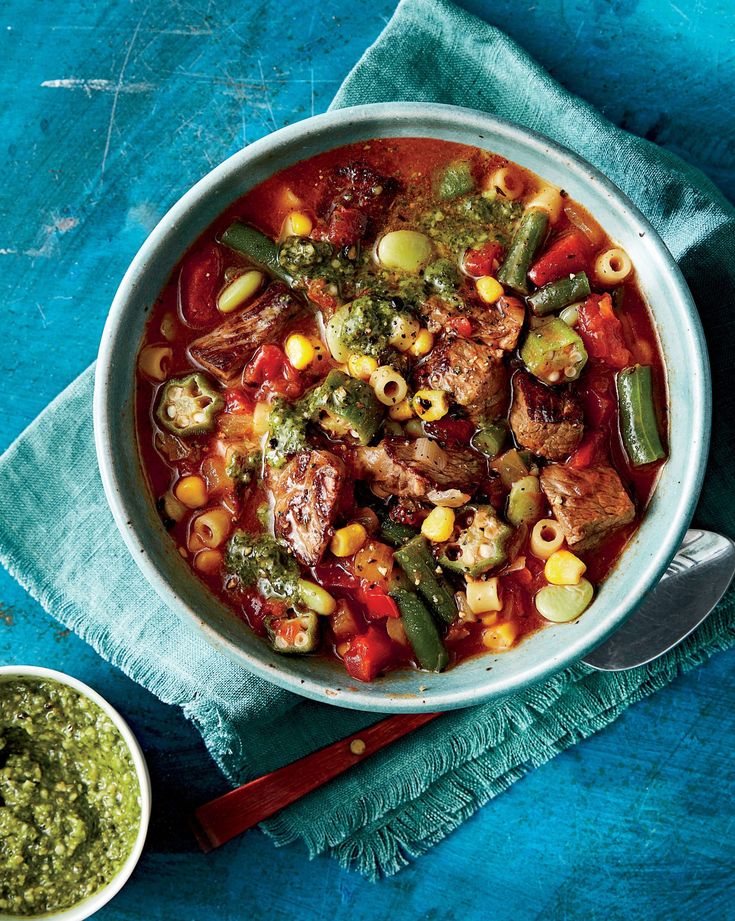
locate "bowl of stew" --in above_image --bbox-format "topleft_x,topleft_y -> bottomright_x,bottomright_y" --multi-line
94,102 -> 710,712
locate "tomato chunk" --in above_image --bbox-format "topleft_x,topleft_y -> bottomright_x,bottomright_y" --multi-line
449,315 -> 473,338
242,344 -> 303,399
359,583 -> 401,620
224,388 -> 254,414
463,241 -> 504,277
577,293 -> 632,370
568,430 -> 607,469
343,626 -> 396,682
528,231 -> 592,287
424,418 -> 476,446
178,244 -> 222,327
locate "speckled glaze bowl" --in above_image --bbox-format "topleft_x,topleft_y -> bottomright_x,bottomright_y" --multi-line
0,665 -> 151,921
94,102 -> 710,713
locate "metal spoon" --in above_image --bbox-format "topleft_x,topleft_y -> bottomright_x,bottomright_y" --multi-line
192,528 -> 735,851
582,528 -> 735,670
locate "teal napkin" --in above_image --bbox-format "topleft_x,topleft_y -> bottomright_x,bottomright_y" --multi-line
1,0 -> 734,880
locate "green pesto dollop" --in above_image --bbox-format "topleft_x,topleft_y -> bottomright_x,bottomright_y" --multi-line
225,530 -> 300,601
0,678 -> 141,916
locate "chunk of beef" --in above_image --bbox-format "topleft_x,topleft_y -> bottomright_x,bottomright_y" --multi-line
509,371 -> 584,460
413,336 -> 508,421
189,283 -> 302,383
268,449 -> 346,566
352,437 -> 484,506
540,463 -> 635,552
419,294 -> 525,356
318,162 -> 399,244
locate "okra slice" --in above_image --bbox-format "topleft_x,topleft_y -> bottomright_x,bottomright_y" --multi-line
265,611 -> 320,654
520,317 -> 588,385
155,372 -> 224,436
437,505 -> 513,577
310,370 -> 383,445
616,364 -> 666,466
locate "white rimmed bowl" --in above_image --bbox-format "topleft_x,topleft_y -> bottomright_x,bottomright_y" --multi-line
0,665 -> 151,921
94,102 -> 711,713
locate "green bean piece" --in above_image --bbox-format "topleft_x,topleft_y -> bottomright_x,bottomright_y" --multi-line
616,365 -> 666,466
389,587 -> 449,672
379,518 -> 419,547
220,222 -> 292,284
497,208 -> 548,295
528,271 -> 591,316
394,535 -> 457,625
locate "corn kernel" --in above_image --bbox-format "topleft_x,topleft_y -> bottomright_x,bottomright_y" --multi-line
282,210 -> 313,237
481,612 -> 499,626
413,389 -> 449,422
330,523 -> 368,558
409,327 -> 435,357
336,640 -> 351,658
475,275 -> 504,304
481,620 -> 518,651
421,506 -> 455,542
544,549 -> 587,586
348,353 -> 379,381
285,333 -> 315,370
217,270 -> 264,313
389,398 -> 414,422
252,402 -> 271,437
174,475 -> 208,509
194,549 -> 223,575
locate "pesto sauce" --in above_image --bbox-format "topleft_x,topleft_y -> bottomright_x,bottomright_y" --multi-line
225,530 -> 300,601
0,678 -> 141,916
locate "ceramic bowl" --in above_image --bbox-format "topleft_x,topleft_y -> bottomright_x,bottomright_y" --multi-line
0,665 -> 151,921
94,102 -> 710,713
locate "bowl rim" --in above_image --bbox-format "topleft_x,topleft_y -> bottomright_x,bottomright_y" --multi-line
0,665 -> 151,921
93,100 -> 711,712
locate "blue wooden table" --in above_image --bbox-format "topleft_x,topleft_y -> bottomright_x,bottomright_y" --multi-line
2,1 -> 734,918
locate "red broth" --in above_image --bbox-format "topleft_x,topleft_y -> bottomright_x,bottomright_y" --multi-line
136,138 -> 667,681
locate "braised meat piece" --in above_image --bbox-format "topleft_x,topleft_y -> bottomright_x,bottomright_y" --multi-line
540,463 -> 635,552
413,336 -> 508,421
419,294 -> 525,356
317,162 -> 399,245
189,284 -> 302,383
509,371 -> 584,460
352,437 -> 484,506
268,449 -> 346,566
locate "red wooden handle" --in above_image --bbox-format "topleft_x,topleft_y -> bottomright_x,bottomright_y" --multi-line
191,711 -> 440,852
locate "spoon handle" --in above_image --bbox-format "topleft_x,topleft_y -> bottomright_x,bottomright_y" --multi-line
191,711 -> 440,852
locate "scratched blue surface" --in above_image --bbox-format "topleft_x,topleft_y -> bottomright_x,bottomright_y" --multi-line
1,1 -> 734,918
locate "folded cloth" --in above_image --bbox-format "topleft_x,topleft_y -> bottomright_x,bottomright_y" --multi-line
1,0 -> 734,880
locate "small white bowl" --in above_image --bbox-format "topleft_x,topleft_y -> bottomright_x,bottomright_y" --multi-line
0,666 -> 151,921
